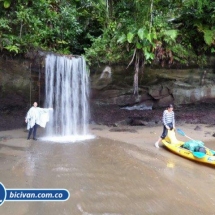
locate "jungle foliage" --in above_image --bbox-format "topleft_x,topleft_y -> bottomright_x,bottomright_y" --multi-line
0,0 -> 215,92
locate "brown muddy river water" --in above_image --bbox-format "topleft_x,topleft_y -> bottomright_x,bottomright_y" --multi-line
0,136 -> 215,215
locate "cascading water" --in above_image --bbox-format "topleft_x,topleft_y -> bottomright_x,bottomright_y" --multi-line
43,54 -> 94,142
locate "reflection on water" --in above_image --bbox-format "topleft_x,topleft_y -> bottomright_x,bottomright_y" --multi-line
163,161 -> 176,178
166,161 -> 175,168
1,138 -> 215,215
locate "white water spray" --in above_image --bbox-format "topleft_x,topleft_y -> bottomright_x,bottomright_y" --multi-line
43,54 -> 93,142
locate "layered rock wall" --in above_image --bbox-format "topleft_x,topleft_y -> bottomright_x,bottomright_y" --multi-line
1,54 -> 215,112
0,57 -> 43,111
91,65 -> 215,108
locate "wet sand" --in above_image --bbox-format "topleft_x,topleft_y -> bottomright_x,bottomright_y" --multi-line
0,124 -> 215,215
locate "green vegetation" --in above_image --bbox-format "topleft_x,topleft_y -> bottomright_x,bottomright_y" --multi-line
0,0 -> 215,92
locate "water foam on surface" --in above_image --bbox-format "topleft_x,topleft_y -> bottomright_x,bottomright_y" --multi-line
40,134 -> 95,143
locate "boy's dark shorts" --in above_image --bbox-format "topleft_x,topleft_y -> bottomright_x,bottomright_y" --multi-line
161,123 -> 173,139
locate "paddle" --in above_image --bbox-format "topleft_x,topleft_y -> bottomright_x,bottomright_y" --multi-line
176,128 -> 215,153
176,128 -> 206,158
176,128 -> 194,140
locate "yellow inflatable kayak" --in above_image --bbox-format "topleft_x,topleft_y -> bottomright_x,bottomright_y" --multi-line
162,130 -> 215,165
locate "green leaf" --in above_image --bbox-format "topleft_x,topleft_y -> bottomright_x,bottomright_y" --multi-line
127,32 -> 134,43
163,29 -> 178,41
136,42 -> 142,49
5,45 -> 20,53
117,34 -> 126,44
145,52 -> 154,61
151,31 -> 157,40
143,47 -> 154,61
4,0 -> 11,8
146,33 -> 152,43
138,28 -> 145,40
203,30 -> 214,45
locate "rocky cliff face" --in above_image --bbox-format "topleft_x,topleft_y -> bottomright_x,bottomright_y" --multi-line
0,54 -> 44,112
90,64 -> 215,109
0,58 -> 29,111
1,54 -> 215,112
1,54 -> 215,129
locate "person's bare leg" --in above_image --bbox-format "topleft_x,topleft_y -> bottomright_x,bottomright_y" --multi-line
155,137 -> 162,148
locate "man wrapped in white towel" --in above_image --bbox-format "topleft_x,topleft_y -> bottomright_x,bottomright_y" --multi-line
25,102 -> 53,140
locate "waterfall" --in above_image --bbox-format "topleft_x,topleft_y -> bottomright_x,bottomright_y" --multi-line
43,54 -> 93,142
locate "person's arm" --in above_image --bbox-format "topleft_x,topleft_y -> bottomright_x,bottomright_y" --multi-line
38,107 -> 53,113
162,110 -> 170,129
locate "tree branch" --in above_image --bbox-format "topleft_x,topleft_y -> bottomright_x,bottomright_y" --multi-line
126,48 -> 136,69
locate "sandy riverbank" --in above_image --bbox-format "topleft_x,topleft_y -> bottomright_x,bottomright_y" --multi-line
90,123 -> 215,149
0,123 -> 215,148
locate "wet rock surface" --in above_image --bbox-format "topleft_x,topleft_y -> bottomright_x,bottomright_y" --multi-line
90,102 -> 215,126
1,103 -> 215,132
0,109 -> 26,131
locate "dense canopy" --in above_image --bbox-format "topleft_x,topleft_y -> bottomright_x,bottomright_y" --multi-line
1,0 -> 215,82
